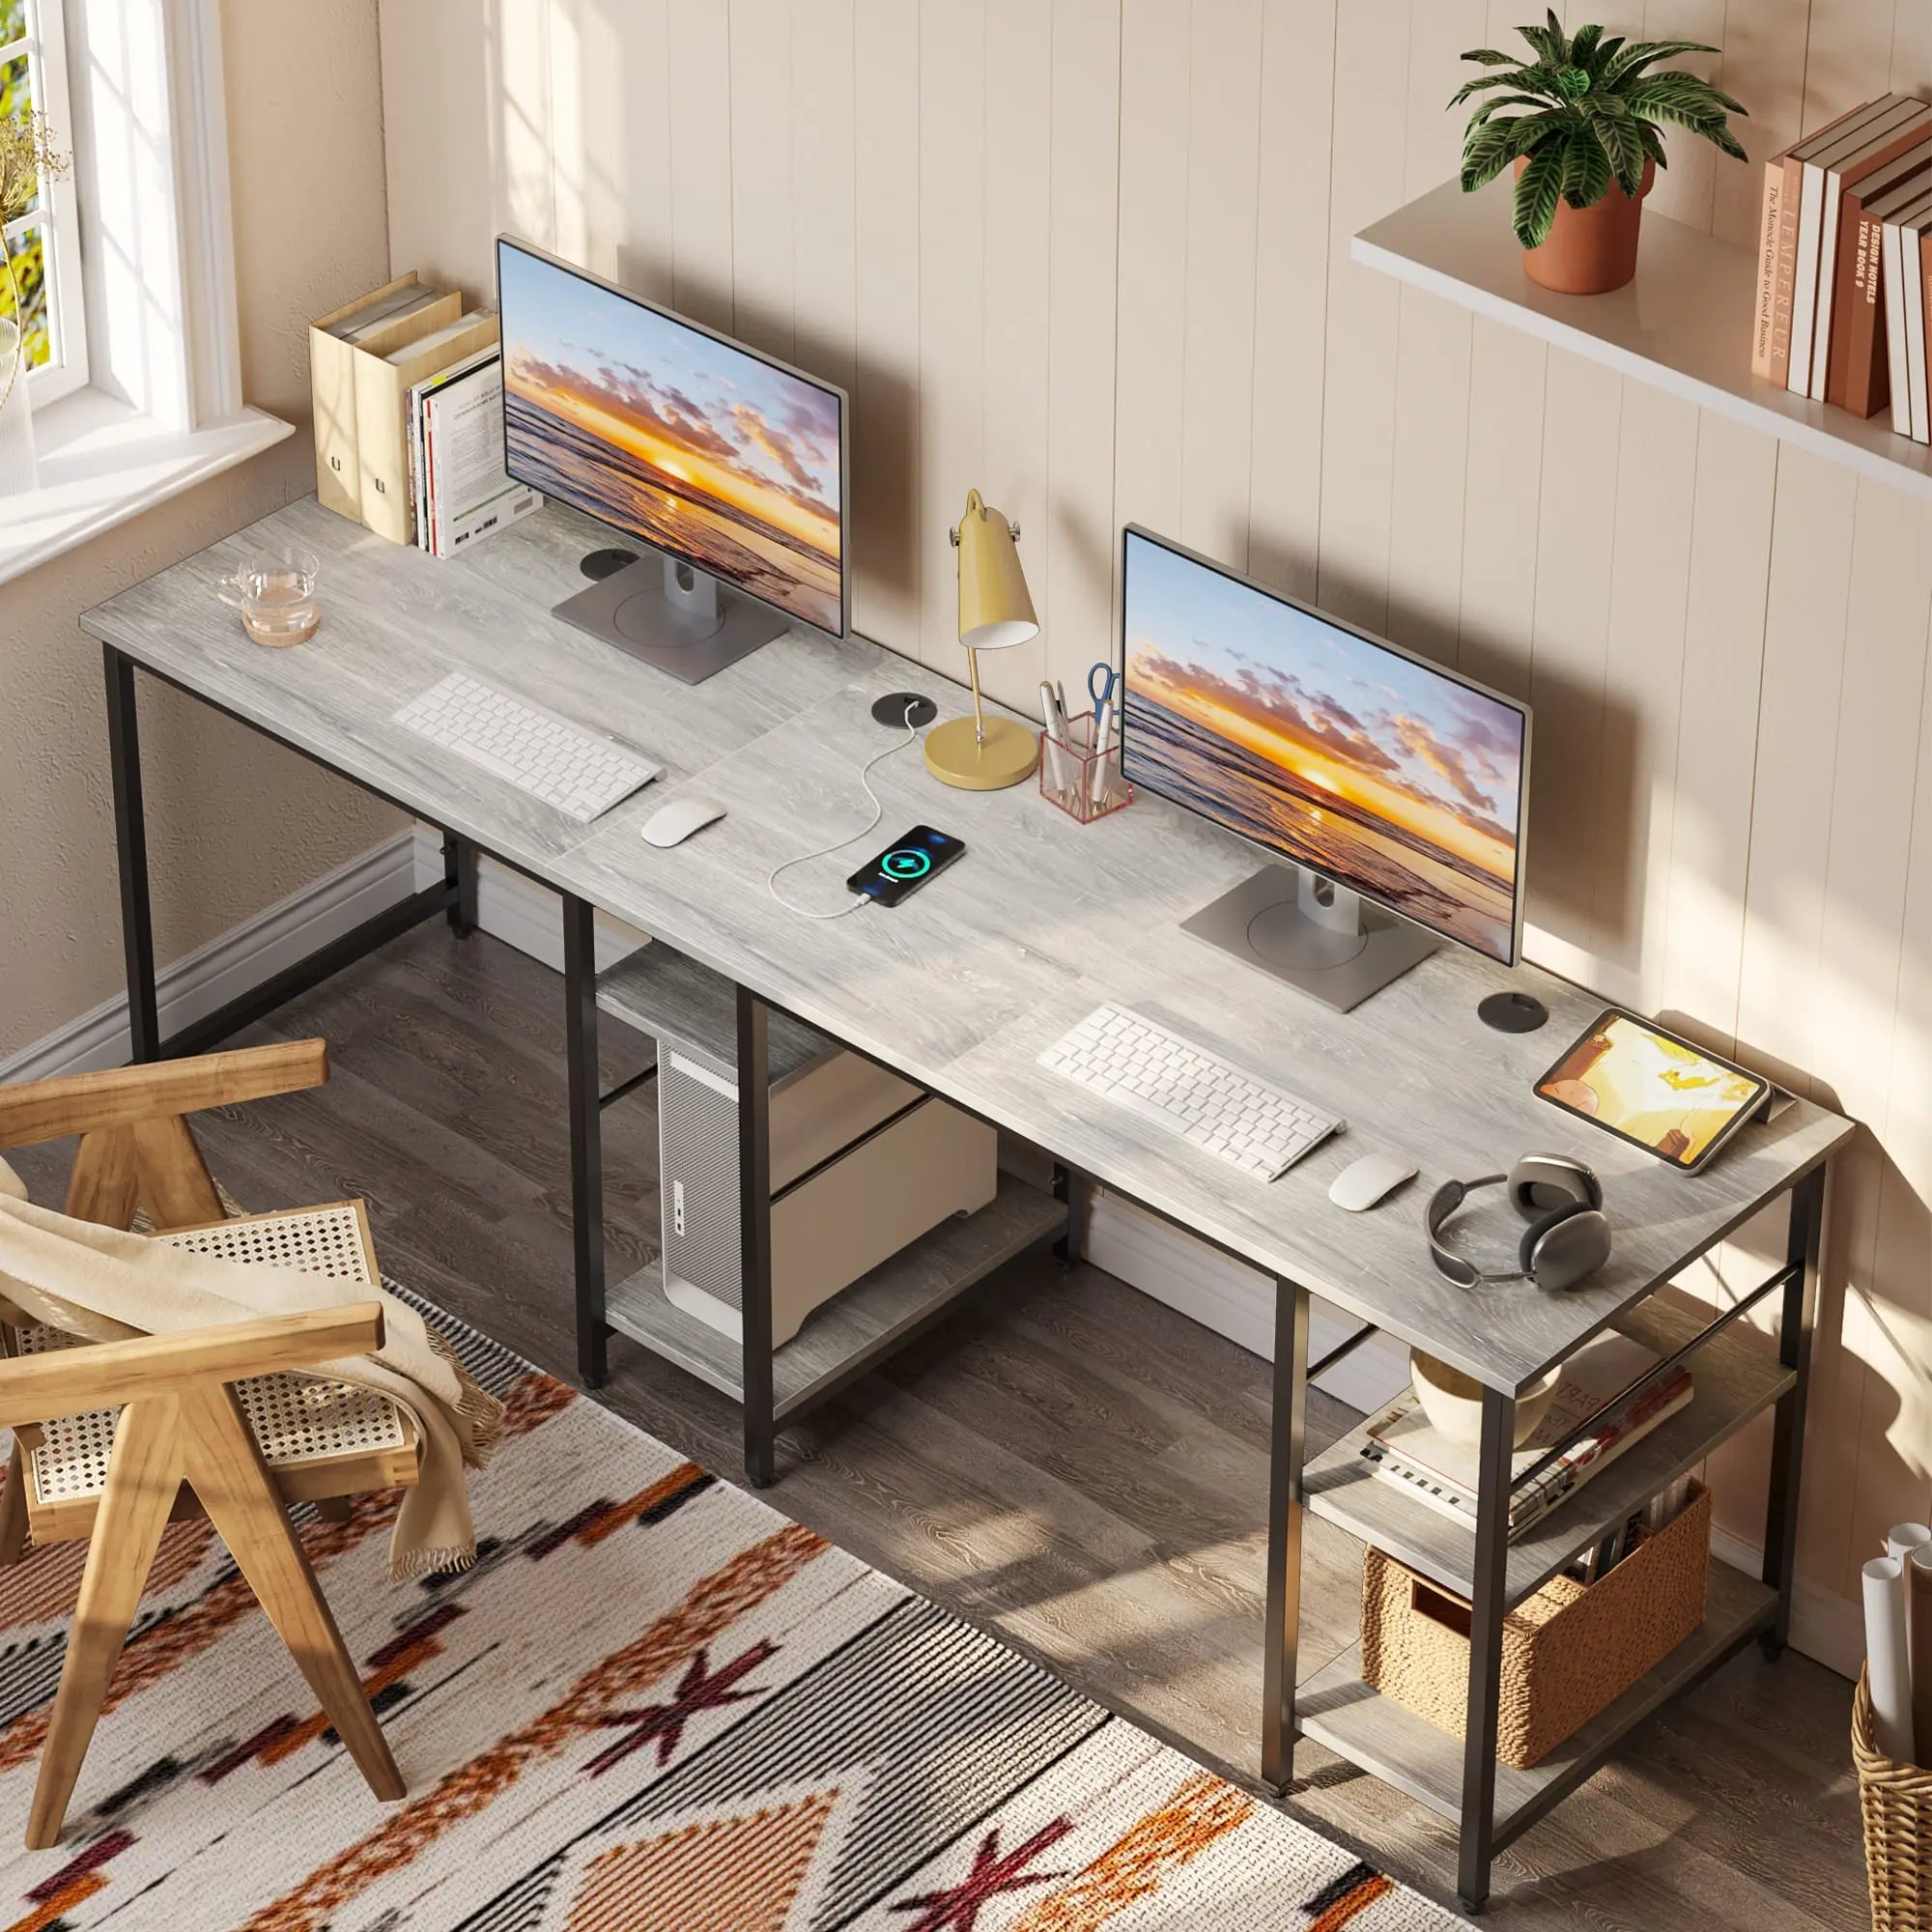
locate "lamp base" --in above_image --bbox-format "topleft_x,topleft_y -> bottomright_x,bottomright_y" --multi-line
923,713 -> 1038,790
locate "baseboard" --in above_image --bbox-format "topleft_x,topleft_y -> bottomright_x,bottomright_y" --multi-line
1082,1185 -> 1412,1416
409,826 -> 646,975
0,829 -> 420,1083
2,823 -> 643,1089
1707,1521 -> 1861,1679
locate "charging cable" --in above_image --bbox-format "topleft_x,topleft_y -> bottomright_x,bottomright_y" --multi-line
765,700 -> 923,921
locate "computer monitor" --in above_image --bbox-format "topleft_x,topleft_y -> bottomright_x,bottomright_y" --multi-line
497,238 -> 849,684
1120,526 -> 1531,1010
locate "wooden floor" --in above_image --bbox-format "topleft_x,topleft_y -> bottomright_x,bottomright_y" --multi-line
11,922 -> 1869,1928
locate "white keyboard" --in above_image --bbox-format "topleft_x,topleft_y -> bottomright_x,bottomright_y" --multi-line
1039,1003 -> 1344,1180
393,671 -> 661,823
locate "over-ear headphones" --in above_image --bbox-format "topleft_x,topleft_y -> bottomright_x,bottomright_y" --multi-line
1424,1153 -> 1610,1293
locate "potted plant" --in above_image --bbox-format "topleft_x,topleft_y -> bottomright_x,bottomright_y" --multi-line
0,111 -> 70,493
1452,12 -> 1747,295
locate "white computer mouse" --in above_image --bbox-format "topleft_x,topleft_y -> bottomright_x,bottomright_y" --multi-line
1328,1150 -> 1418,1212
640,795 -> 727,848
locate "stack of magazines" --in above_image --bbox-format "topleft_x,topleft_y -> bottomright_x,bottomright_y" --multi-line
407,347 -> 541,558
1358,1332 -> 1693,1542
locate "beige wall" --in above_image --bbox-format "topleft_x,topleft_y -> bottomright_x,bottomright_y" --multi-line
381,0 -> 1932,1619
0,0 -> 400,1058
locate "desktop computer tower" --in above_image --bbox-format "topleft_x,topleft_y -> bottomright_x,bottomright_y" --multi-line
608,942 -> 996,1347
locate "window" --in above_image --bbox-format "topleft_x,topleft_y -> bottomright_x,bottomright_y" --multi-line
0,0 -> 288,585
0,0 -> 83,404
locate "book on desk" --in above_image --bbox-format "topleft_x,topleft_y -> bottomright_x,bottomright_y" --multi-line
311,273 -> 536,550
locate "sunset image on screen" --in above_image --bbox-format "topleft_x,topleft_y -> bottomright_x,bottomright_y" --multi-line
499,243 -> 842,633
1538,1013 -> 1763,1166
1120,532 -> 1526,960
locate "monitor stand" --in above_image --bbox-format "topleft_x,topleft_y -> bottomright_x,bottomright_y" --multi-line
1179,864 -> 1440,1012
551,551 -> 789,686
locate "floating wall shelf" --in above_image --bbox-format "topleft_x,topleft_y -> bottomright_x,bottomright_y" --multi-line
1353,179 -> 1932,503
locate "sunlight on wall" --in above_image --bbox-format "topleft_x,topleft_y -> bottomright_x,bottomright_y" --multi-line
489,0 -> 554,253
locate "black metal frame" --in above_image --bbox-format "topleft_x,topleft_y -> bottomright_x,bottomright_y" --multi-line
101,641 -> 615,1403
101,636 -> 1835,1916
1053,1161 -> 1087,1266
1762,1161 -> 1825,1656
103,642 -> 478,1065
1459,1386 -> 1514,1910
720,986 -> 1075,1487
737,985 -> 778,1489
1259,1168 -> 1827,1912
1435,1165 -> 1828,1912
1262,1280 -> 1310,1788
586,967 -> 1833,1914
563,897 -> 609,1388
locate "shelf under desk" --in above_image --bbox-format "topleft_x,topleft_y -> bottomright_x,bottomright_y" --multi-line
1303,1295 -> 1795,1609
605,1174 -> 1065,1421
1298,1558 -> 1776,1850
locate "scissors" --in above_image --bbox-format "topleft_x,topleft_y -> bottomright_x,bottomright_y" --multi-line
1085,661 -> 1120,724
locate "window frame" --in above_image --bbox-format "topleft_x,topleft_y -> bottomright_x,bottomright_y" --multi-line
3,0 -> 88,405
0,0 -> 289,588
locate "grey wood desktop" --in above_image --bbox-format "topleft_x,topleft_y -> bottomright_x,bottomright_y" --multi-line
80,496 -> 1852,1913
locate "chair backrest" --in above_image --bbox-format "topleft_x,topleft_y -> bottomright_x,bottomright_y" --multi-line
0,1041 -> 327,1234
0,1302 -> 386,1433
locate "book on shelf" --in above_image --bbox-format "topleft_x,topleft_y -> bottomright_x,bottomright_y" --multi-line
307,272 -> 461,523
1356,1332 -> 1695,1542
1756,96 -> 1913,385
1829,137 -> 1932,416
1884,184 -> 1932,441
357,309 -> 502,545
408,346 -> 541,558
1790,98 -> 1931,400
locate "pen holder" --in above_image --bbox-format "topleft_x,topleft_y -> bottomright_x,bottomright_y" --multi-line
1038,717 -> 1132,825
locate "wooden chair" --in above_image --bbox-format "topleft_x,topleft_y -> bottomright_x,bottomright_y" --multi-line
0,1040 -> 421,1847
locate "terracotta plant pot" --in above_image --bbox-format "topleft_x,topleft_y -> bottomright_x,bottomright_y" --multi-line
1514,155 -> 1656,295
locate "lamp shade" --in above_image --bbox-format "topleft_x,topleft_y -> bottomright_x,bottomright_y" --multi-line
955,489 -> 1038,651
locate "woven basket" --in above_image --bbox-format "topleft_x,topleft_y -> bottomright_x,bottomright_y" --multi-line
1360,1481 -> 1712,1769
1856,1666 -> 1932,1929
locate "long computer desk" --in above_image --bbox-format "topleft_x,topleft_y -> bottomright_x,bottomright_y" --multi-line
81,496 -> 1852,1911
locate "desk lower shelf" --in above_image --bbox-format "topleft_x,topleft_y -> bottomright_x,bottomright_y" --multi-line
1298,1558 -> 1775,1849
605,1173 -> 1066,1420
1302,1294 -> 1792,1608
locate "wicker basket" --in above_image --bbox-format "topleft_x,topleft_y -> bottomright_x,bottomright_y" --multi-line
1856,1666 -> 1932,1929
1360,1481 -> 1712,1769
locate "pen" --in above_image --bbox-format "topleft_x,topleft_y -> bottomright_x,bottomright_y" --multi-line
1089,695 -> 1116,811
1039,679 -> 1074,792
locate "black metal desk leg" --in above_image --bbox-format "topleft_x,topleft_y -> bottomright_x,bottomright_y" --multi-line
739,985 -> 777,1489
1459,1385 -> 1513,1913
1261,1279 -> 1311,1788
1052,1163 -> 1087,1268
1762,1163 -> 1825,1656
104,643 -> 160,1063
563,895 -> 608,1388
443,831 -> 479,935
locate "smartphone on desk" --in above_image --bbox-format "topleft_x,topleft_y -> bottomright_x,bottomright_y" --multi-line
847,825 -> 966,906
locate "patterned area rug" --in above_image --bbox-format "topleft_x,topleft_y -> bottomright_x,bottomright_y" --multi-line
0,1289 -> 1455,1930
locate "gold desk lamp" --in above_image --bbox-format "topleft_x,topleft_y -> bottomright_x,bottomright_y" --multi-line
924,489 -> 1041,791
